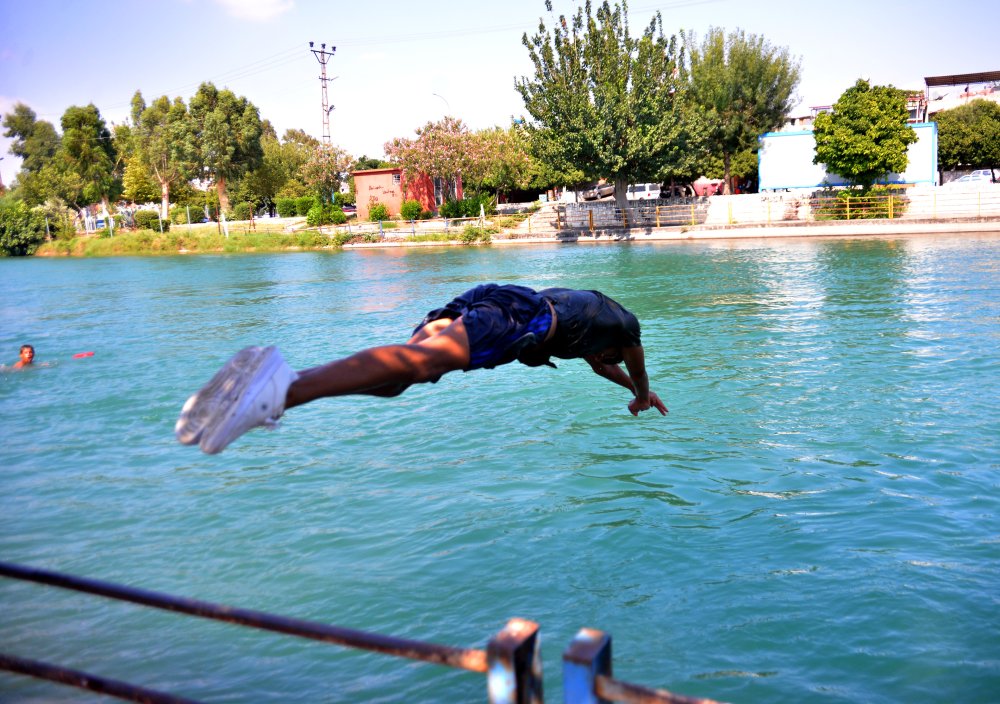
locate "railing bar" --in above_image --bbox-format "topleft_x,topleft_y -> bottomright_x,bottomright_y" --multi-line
0,561 -> 487,674
0,652 -> 203,704
596,674 -> 724,704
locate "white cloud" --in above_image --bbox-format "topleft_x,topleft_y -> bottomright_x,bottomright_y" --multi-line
213,0 -> 293,22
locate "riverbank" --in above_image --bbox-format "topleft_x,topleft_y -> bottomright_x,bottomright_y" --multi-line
30,214 -> 1000,256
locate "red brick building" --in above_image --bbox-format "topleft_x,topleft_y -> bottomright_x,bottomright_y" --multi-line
352,168 -> 463,221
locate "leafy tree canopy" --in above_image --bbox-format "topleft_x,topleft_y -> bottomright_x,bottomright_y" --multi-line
59,103 -> 120,209
3,103 -> 60,173
384,116 -> 474,183
933,99 -> 1000,173
516,0 -> 689,206
813,79 -> 917,188
299,144 -> 353,199
688,26 -> 800,193
188,82 -> 264,211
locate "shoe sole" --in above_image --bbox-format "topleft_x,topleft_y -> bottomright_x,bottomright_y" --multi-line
175,346 -> 284,454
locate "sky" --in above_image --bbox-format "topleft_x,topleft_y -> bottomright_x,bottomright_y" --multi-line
1,0 -> 998,187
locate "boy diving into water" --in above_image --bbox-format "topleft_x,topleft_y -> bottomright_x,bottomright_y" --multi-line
176,284 -> 667,454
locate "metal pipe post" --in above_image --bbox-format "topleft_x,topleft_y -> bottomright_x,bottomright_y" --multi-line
487,618 -> 542,704
563,628 -> 612,704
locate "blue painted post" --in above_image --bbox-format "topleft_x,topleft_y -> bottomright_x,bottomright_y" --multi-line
562,628 -> 612,704
487,618 -> 542,704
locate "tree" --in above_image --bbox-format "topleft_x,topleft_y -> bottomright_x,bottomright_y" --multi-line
384,116 -> 476,201
127,91 -> 195,216
299,143 -> 353,200
466,125 -> 538,197
0,199 -> 46,256
688,27 -> 800,193
813,79 -> 918,188
188,82 -> 264,212
516,1 -> 689,208
933,99 -> 1000,177
2,103 -> 62,206
353,155 -> 394,171
59,104 -> 120,212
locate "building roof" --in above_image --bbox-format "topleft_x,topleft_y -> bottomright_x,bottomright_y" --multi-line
351,167 -> 401,176
925,71 -> 1000,87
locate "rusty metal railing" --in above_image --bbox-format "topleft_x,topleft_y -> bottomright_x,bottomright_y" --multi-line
0,561 -> 720,703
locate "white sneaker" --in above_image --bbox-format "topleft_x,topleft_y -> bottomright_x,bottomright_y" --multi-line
175,346 -> 298,454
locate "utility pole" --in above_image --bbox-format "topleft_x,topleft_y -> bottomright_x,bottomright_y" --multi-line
309,41 -> 336,144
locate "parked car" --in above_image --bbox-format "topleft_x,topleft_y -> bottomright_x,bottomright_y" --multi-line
942,172 -> 997,187
341,204 -> 357,216
626,183 -> 662,201
582,182 -> 615,200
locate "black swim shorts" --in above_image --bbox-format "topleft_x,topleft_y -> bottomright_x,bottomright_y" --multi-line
414,284 -> 552,370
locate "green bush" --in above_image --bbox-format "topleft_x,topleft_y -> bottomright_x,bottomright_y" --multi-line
368,201 -> 390,222
0,200 -> 46,256
330,208 -> 347,225
295,196 -> 315,217
133,210 -> 169,232
306,204 -> 326,227
400,199 -> 422,220
276,198 -> 297,218
334,192 -> 355,207
169,205 -> 189,225
294,230 -> 329,247
440,194 -> 496,219
231,202 -> 254,221
459,225 -> 497,244
813,186 -> 908,221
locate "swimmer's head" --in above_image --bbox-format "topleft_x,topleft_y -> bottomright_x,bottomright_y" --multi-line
19,345 -> 34,365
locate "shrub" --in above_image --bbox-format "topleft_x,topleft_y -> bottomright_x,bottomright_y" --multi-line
134,210 -> 169,232
400,199 -> 422,220
441,194 -> 497,219
459,225 -> 496,244
813,186 -> 908,221
169,205 -> 189,225
0,201 -> 46,256
306,203 -> 349,227
276,198 -> 297,218
231,202 -> 254,221
294,230 -> 329,247
334,192 -> 355,207
368,201 -> 390,222
295,196 -> 315,216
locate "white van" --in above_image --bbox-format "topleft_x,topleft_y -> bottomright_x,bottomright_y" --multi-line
626,183 -> 661,200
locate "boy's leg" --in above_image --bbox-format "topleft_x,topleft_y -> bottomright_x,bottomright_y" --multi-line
285,316 -> 470,409
176,318 -> 471,453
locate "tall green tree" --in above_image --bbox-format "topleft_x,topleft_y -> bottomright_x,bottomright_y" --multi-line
2,103 -> 63,205
188,82 -> 263,212
516,0 -> 689,208
59,104 -> 120,212
933,99 -> 1000,177
688,27 -> 800,193
813,79 -> 917,188
127,91 -> 195,216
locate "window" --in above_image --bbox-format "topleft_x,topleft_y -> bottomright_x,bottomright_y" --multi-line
392,173 -> 401,186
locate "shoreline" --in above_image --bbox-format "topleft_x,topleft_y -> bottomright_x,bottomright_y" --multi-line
29,218 -> 1000,257
346,218 -> 1000,249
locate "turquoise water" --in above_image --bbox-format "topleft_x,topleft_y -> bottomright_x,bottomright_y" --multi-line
1,236 -> 998,703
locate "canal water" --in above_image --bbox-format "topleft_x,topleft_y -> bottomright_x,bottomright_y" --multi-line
1,236 -> 998,703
